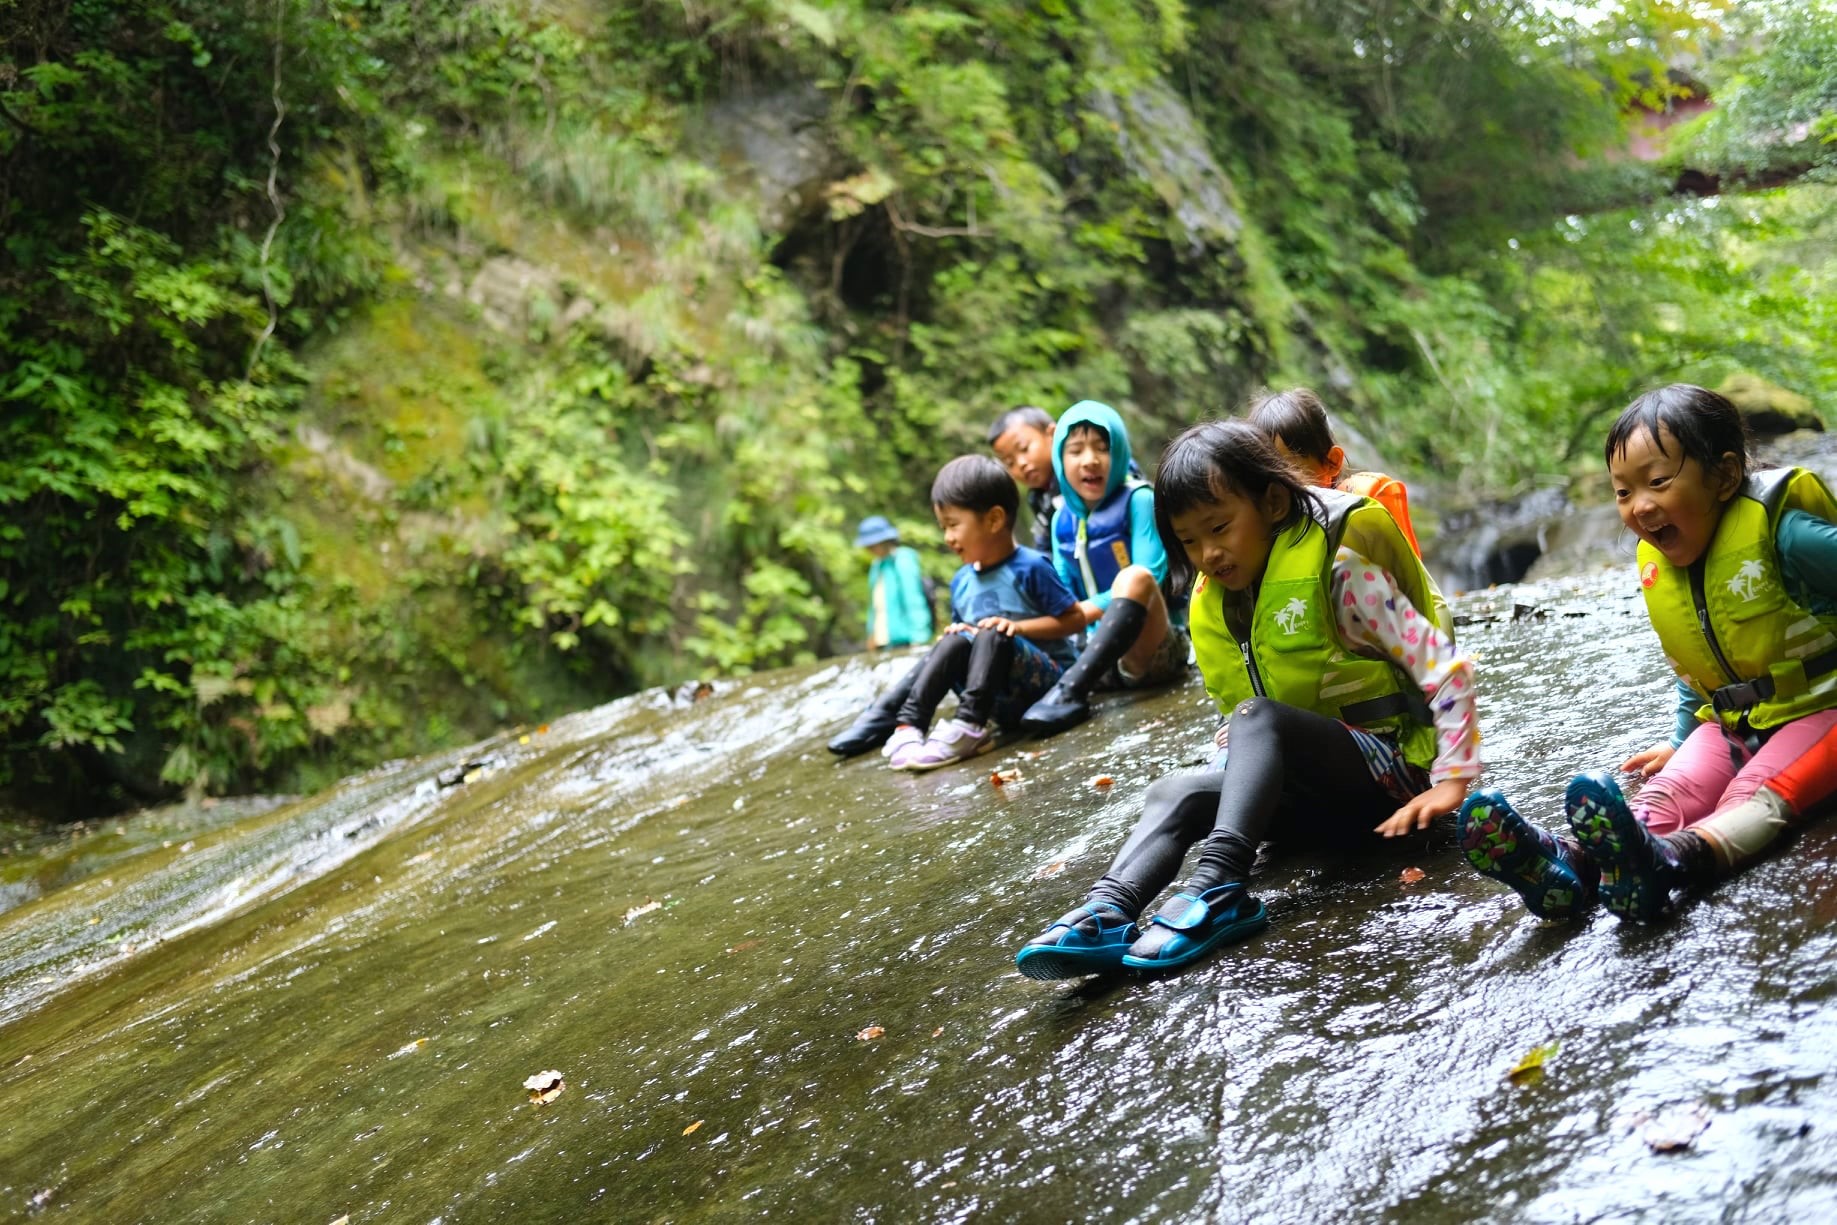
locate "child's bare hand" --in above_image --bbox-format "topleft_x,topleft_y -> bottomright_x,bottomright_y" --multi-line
1374,778 -> 1469,838
1621,741 -> 1675,778
1214,722 -> 1231,750
976,616 -> 1019,636
943,623 -> 974,636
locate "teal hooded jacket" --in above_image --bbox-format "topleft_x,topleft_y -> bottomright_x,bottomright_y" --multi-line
1049,400 -> 1169,612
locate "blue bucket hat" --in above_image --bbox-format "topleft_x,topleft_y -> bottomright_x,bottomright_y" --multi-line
853,515 -> 900,548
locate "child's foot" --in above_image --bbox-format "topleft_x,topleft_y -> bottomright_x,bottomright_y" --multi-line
1015,901 -> 1139,980
1565,770 -> 1681,922
891,718 -> 993,772
1121,884 -> 1267,970
881,724 -> 924,759
1457,788 -> 1597,921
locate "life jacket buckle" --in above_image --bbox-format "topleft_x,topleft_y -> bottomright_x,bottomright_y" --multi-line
1710,676 -> 1774,715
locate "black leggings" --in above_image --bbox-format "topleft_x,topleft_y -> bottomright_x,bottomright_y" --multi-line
896,630 -> 1014,729
1087,698 -> 1407,915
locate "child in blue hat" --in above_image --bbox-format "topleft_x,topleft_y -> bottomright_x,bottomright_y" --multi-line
855,515 -> 932,650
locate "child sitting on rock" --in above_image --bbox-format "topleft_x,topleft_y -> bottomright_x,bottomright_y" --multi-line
1018,400 -> 1191,736
884,456 -> 1085,771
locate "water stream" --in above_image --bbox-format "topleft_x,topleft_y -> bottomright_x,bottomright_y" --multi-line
1,577 -> 1834,1221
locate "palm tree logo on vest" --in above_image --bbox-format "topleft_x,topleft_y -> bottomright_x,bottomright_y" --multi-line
1275,596 -> 1309,635
1726,560 -> 1764,602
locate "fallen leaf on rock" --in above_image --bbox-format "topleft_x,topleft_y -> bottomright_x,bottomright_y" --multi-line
623,898 -> 662,924
387,1038 -> 428,1059
683,1119 -> 703,1136
523,1070 -> 565,1105
1033,860 -> 1066,879
931,1027 -> 944,1038
1400,866 -> 1427,886
1643,1105 -> 1710,1152
1507,1040 -> 1559,1086
990,768 -> 1022,787
1089,775 -> 1115,789
856,1025 -> 885,1041
727,939 -> 763,955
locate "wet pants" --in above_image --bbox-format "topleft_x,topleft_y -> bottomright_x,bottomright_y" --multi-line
1086,698 -> 1420,916
1638,709 -> 1837,870
896,630 -> 1061,730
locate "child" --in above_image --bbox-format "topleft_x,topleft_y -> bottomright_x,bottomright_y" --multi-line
1247,388 -> 1427,558
884,456 -> 1085,772
854,515 -> 933,649
988,405 -> 1061,552
1015,421 -> 1479,978
1458,384 -> 1837,923
1019,400 -> 1191,735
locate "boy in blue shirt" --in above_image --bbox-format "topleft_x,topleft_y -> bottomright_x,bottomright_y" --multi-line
885,456 -> 1085,771
1020,400 -> 1190,735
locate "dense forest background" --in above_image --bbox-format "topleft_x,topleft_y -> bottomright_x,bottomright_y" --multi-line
5,0 -> 1836,819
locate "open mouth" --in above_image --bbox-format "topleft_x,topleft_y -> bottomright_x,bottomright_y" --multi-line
1645,523 -> 1679,551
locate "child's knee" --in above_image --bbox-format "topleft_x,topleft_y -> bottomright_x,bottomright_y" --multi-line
1114,565 -> 1159,603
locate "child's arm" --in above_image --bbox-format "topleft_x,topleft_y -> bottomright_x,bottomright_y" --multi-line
982,552 -> 1084,643
977,609 -> 1088,640
1329,547 -> 1480,836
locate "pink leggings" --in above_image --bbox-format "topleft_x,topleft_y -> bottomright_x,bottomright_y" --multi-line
1637,709 -> 1837,835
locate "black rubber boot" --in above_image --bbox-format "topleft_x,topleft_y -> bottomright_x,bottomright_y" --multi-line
827,665 -> 920,757
1019,597 -> 1149,736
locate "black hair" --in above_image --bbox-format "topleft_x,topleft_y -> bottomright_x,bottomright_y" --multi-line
985,405 -> 1054,446
931,454 -> 1019,526
1153,420 -> 1320,596
1605,383 -> 1749,477
1063,420 -> 1109,446
1245,387 -> 1335,463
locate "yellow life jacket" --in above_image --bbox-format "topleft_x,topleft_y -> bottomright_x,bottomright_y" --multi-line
1638,466 -> 1837,733
1190,489 -> 1445,769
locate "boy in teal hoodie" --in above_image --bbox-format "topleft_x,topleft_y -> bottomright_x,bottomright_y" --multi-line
1020,400 -> 1190,735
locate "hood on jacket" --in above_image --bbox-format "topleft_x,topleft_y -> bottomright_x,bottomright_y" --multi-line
1052,399 -> 1134,515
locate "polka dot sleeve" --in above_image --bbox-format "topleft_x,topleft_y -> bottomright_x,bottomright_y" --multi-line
1331,546 -> 1481,785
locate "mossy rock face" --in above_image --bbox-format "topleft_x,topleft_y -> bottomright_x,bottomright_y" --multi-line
1718,372 -> 1823,435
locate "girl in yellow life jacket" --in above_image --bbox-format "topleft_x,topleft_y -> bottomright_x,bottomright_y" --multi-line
1015,421 -> 1480,979
1247,387 -> 1428,560
1458,384 -> 1837,924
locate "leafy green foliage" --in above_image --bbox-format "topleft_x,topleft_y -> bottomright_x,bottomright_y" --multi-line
6,0 -> 1835,818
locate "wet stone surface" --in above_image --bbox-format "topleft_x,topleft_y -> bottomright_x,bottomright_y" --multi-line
0,573 -> 1834,1221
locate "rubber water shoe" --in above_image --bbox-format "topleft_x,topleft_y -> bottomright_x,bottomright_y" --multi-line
881,725 -> 924,759
1457,788 -> 1596,921
1565,770 -> 1681,922
891,718 -> 993,772
1014,902 -> 1139,980
1017,681 -> 1091,736
1121,885 -> 1267,970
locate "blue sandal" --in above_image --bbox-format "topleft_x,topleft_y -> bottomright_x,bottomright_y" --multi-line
1565,771 -> 1679,922
1121,885 -> 1267,970
1457,788 -> 1596,921
1015,902 -> 1139,980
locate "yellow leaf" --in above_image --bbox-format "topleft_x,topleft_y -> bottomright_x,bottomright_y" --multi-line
1507,1041 -> 1559,1085
683,1119 -> 703,1136
856,1025 -> 885,1041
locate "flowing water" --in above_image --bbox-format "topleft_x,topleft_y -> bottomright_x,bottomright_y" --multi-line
3,571 -> 1836,1222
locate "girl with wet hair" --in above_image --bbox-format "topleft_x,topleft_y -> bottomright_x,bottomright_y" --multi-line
1460,383 -> 1837,923
1016,420 -> 1478,978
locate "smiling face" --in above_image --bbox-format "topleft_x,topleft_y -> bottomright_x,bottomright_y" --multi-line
991,424 -> 1055,493
1608,423 -> 1741,569
1166,480 -> 1291,592
934,501 -> 1012,570
1059,426 -> 1113,509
